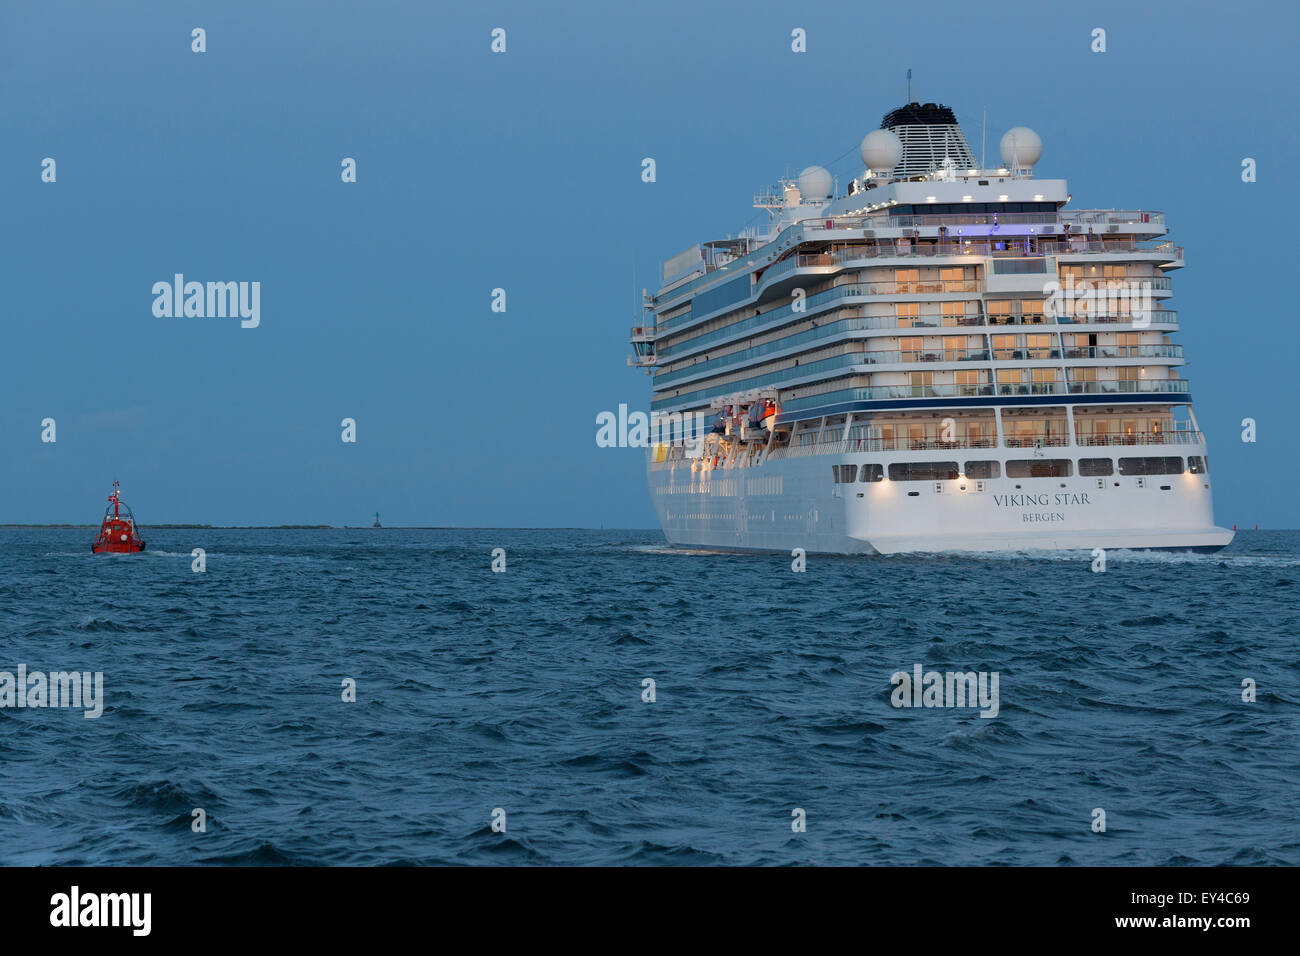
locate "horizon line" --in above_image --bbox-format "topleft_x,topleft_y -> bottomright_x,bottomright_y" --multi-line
0,524 -> 665,531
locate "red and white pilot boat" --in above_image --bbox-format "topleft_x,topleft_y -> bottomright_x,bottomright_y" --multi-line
91,480 -> 146,553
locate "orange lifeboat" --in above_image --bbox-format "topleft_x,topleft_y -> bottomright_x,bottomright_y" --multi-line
747,398 -> 778,430
91,480 -> 146,554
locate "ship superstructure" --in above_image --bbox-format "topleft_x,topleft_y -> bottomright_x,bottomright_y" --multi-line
629,100 -> 1232,554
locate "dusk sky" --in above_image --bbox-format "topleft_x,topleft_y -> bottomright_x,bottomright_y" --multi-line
3,0 -> 1295,527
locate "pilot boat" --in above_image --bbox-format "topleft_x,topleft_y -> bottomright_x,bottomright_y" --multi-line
91,480 -> 146,553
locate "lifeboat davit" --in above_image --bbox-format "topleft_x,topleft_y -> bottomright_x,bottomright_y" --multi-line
91,480 -> 146,554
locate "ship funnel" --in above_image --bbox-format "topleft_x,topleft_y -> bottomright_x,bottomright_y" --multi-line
877,102 -> 977,178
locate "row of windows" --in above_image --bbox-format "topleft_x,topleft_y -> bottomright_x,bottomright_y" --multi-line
834,463 -> 884,482
832,456 -> 1207,483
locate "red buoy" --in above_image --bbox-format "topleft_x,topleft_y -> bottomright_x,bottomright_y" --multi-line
91,480 -> 146,554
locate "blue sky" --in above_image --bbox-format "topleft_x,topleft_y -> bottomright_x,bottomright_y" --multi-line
2,0 -> 1296,527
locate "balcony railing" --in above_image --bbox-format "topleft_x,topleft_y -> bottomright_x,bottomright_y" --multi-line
988,308 -> 1176,327
658,303 -> 1176,368
1004,436 -> 1070,448
824,238 -> 1181,261
657,280 -> 982,356
750,429 -> 1205,464
655,335 -> 1187,391
1067,379 -> 1190,394
993,381 -> 1067,395
665,283 -> 1173,352
1062,345 -> 1183,359
1042,240 -> 1183,261
653,427 -> 1207,471
889,312 -> 983,329
848,436 -> 1000,452
991,348 -> 1062,361
664,271 -> 1173,341
801,210 -> 1167,233
897,348 -> 990,363
1076,431 -> 1203,446
771,379 -> 1192,415
654,210 -> 1169,306
757,242 -> 1180,302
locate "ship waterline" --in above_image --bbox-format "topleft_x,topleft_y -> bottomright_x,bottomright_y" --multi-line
630,100 -> 1232,554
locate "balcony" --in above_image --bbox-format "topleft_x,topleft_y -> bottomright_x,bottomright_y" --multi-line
784,379 -> 1189,404
1003,436 -> 1070,448
799,210 -> 1166,233
808,237 -> 1178,264
756,239 -> 1159,290
1062,345 -> 1183,360
765,428 -> 1203,461
991,348 -> 1062,361
1046,239 -> 1183,264
853,436 -> 999,452
993,381 -> 1067,396
1075,431 -> 1204,447
660,275 -> 1173,354
1067,379 -> 1190,394
654,210 -> 1172,308
898,348 -> 990,363
772,377 -> 1193,416
988,309 -> 1177,327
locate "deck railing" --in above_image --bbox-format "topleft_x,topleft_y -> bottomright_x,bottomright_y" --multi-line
754,429 -> 1205,463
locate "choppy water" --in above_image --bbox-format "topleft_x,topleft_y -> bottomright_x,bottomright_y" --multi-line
1,527 -> 1297,865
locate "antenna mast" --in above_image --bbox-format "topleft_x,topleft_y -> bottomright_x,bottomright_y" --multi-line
906,68 -> 912,102
981,106 -> 987,171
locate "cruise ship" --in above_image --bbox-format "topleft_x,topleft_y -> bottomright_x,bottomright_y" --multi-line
628,100 -> 1233,554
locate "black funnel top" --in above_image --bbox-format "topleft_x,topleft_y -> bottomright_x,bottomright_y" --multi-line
881,102 -> 960,129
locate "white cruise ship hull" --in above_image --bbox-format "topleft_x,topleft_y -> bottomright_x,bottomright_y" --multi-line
648,451 -> 1233,555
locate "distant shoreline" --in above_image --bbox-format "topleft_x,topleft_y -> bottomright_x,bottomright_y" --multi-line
0,525 -> 659,531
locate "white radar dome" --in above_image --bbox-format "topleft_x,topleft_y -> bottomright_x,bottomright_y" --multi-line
860,129 -> 903,173
999,126 -> 1043,168
796,165 -> 832,201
